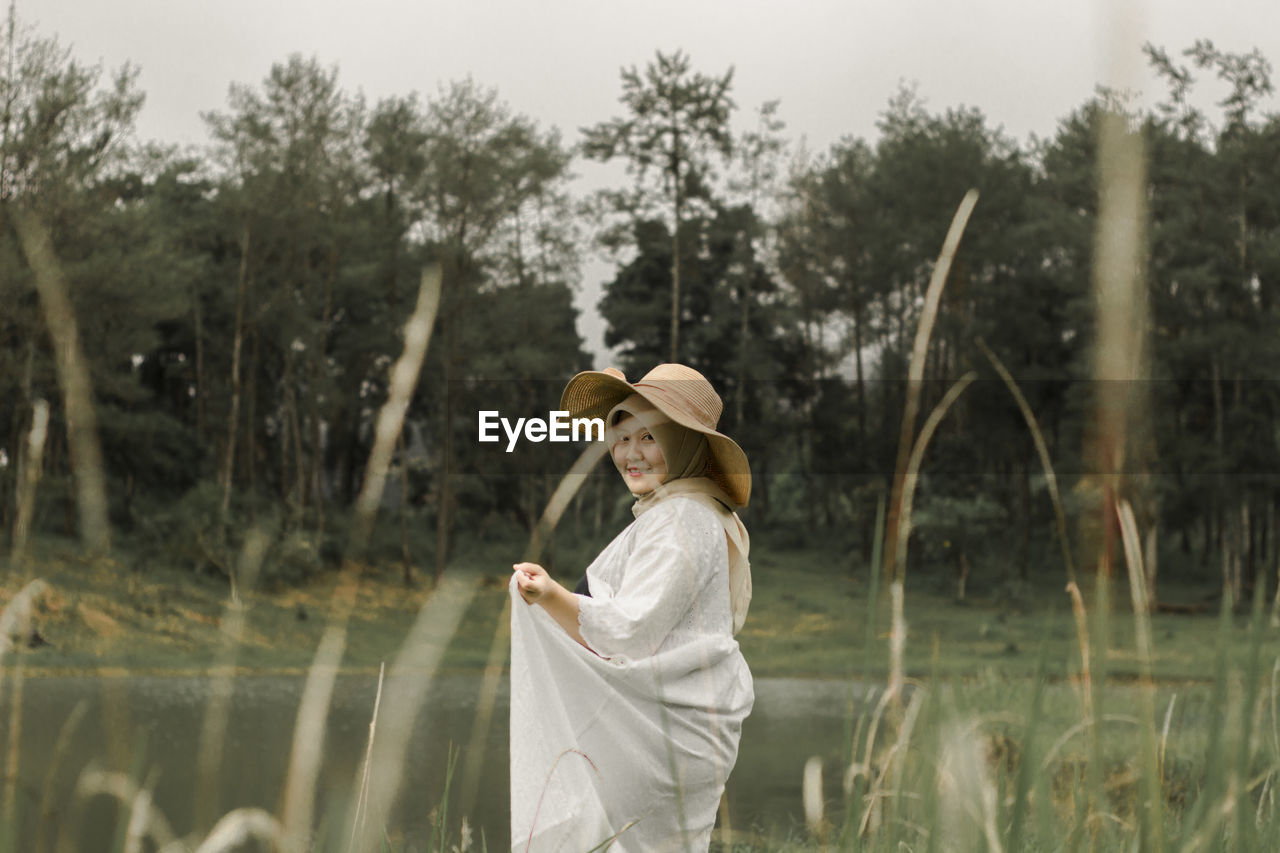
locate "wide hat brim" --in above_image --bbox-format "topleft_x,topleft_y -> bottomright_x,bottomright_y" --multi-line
560,366 -> 752,508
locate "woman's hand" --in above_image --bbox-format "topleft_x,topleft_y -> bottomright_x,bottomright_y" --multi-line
513,562 -> 550,604
512,561 -> 593,652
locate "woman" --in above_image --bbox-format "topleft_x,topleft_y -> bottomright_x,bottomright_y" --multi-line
509,363 -> 754,852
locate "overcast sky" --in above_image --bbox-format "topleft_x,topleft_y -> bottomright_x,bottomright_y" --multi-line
33,0 -> 1280,359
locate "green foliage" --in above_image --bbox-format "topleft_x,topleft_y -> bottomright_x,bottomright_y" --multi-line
1,9 -> 1278,605
583,49 -> 738,361
910,491 -> 1004,559
581,49 -> 736,233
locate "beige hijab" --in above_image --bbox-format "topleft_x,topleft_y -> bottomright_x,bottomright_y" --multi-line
607,395 -> 752,634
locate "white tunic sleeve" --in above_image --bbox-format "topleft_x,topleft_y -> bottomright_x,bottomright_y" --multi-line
576,497 -> 727,660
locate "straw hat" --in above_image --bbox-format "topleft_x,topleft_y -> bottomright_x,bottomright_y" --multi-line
561,364 -> 751,507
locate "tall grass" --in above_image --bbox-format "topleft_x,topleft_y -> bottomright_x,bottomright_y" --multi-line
770,86 -> 1280,853
757,621 -> 1279,852
12,210 -> 110,556
0,261 -> 485,852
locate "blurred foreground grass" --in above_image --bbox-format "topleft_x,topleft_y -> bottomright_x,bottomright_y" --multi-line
2,532 -> 1277,851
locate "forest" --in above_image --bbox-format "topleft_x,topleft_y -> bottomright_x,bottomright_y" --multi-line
3,12 -> 1278,608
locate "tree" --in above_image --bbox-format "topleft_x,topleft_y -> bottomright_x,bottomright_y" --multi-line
407,80 -> 583,582
582,49 -> 735,361
204,55 -> 366,537
1142,41 -> 1279,605
599,203 -> 804,524
726,100 -> 788,429
0,9 -> 157,556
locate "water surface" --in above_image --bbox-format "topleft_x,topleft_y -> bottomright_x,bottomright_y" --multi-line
4,673 -> 869,849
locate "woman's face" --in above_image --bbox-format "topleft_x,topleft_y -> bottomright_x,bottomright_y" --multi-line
609,414 -> 668,495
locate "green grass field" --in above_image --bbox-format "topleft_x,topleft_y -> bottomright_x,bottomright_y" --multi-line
0,531 -> 1257,684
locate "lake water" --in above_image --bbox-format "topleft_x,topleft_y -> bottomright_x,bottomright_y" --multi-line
2,673 -> 874,850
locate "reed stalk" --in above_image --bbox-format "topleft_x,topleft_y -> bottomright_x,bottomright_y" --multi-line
838,493 -> 886,846
281,625 -> 346,853
66,769 -> 177,852
885,372 -> 976,703
802,755 -> 824,839
0,574 -> 44,834
9,399 -> 48,577
974,339 -> 1076,586
880,187 -> 978,707
194,528 -> 268,833
348,662 -> 386,852
1118,498 -> 1165,853
1,660 -> 21,835
348,265 -> 443,564
1232,577 -> 1269,850
1006,634 -> 1051,852
277,263 -> 441,850
347,575 -> 478,851
34,700 -> 88,853
122,769 -> 160,853
882,190 -> 979,588
1085,564 -> 1111,850
188,808 -> 282,853
11,209 -> 110,556
524,749 -> 603,853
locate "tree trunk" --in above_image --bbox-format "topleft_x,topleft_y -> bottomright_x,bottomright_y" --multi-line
1200,510 -> 1212,569
1223,503 -> 1243,609
523,474 -> 536,537
1262,498 -> 1272,577
191,278 -> 206,442
344,405 -> 363,506
669,141 -> 683,363
956,552 -> 970,601
542,472 -> 555,566
0,439 -> 10,540
433,317 -> 455,585
433,396 -> 453,586
10,401 -> 48,573
1211,358 -> 1228,596
1270,500 -> 1280,628
279,390 -> 291,507
735,271 -> 750,428
670,210 -> 681,362
310,248 -> 338,538
399,430 -> 412,587
220,226 -> 250,519
853,302 -> 866,442
244,328 -> 258,498
758,457 -> 770,523
1242,500 -> 1252,595
310,390 -> 325,537
1016,460 -> 1031,581
2,343 -> 33,540
1143,521 -> 1158,611
282,350 -> 306,527
593,464 -> 603,537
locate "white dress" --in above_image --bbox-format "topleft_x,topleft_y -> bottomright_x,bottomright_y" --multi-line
509,495 -> 754,852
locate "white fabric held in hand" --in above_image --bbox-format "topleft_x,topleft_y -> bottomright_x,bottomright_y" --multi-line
509,496 -> 753,852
